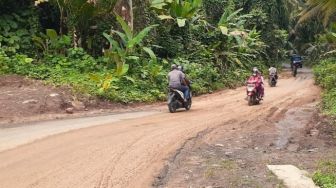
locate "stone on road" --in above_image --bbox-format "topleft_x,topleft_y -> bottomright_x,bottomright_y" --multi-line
267,165 -> 319,188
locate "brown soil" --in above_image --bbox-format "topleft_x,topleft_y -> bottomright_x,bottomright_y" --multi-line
155,71 -> 336,188
0,68 -> 334,188
0,75 -> 162,126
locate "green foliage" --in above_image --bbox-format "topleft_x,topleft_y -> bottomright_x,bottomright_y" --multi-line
314,59 -> 336,91
301,25 -> 336,62
203,0 -> 226,22
313,160 -> 336,188
299,0 -> 336,26
151,0 -> 202,27
185,61 -> 222,94
245,8 -> 268,30
0,0 -> 305,104
213,8 -> 267,70
265,29 -> 289,60
314,58 -> 336,116
102,14 -> 157,78
33,29 -> 71,56
0,9 -> 40,55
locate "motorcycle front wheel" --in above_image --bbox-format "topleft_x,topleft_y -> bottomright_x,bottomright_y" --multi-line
185,98 -> 192,111
293,67 -> 297,77
168,101 -> 177,113
247,96 -> 254,106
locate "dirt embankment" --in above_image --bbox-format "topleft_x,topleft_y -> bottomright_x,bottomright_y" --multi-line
0,75 -> 161,126
0,68 -> 334,188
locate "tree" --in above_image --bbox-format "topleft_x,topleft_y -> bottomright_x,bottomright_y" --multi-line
298,0 -> 336,26
35,0 -> 118,48
114,0 -> 133,30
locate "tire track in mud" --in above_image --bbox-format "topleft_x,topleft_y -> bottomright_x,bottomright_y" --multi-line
153,119 -> 238,187
153,69 -> 321,187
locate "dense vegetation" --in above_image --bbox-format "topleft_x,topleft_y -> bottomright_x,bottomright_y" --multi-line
0,0 -> 296,103
0,0 -> 334,107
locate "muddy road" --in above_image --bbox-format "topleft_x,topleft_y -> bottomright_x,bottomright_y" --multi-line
0,68 -> 323,188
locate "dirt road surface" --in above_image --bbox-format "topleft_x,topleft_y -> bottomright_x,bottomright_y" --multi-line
0,68 -> 321,188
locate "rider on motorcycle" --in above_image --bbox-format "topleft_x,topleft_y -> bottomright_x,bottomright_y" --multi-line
168,64 -> 190,102
248,67 -> 264,99
290,54 -> 302,69
269,65 -> 278,80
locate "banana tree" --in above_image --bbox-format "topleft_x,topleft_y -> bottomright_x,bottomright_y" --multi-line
150,0 -> 202,27
103,14 -> 157,77
214,7 -> 266,69
217,8 -> 252,36
32,29 -> 71,55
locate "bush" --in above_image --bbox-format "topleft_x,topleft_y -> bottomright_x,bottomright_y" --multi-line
0,48 -> 34,75
0,8 -> 40,55
322,89 -> 336,116
314,58 -> 336,116
314,59 -> 336,90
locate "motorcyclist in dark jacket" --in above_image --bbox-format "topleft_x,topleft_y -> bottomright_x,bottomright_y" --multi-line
290,54 -> 302,69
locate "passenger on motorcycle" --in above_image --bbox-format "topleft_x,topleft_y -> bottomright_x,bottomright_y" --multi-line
168,64 -> 190,102
248,67 -> 264,99
178,65 -> 191,88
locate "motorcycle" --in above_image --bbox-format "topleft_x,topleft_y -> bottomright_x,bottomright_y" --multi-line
167,87 -> 192,113
291,60 -> 302,77
268,74 -> 277,87
246,81 -> 261,106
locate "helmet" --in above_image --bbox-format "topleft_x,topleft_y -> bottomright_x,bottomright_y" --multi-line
177,65 -> 184,72
171,64 -> 177,70
252,67 -> 258,76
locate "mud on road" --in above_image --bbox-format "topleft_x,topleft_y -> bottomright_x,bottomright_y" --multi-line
157,69 -> 336,188
0,68 -> 334,188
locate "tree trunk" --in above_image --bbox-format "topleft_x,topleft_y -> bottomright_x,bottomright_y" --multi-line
128,0 -> 133,31
114,0 -> 133,30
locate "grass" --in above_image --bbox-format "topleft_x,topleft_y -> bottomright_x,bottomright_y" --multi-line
204,159 -> 237,178
313,160 -> 336,188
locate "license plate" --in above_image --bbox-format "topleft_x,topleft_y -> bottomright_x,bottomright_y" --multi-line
247,86 -> 254,91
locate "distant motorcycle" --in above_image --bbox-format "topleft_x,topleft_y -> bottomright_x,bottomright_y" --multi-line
269,74 -> 277,87
167,87 -> 192,113
246,81 -> 261,106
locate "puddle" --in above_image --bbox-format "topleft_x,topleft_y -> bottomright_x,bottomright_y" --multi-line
275,103 -> 317,149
